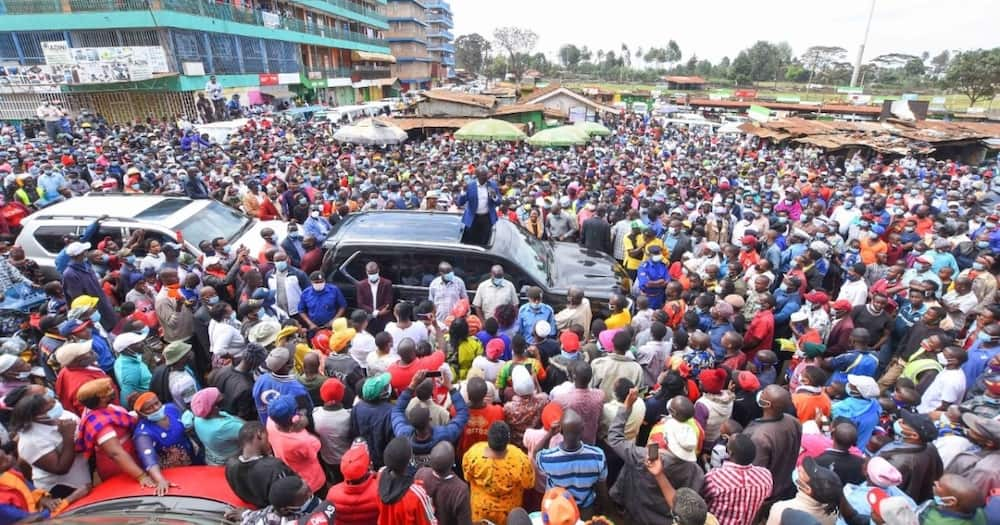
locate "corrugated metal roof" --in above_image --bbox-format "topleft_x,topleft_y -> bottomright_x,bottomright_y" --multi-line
663,76 -> 706,84
421,90 -> 497,109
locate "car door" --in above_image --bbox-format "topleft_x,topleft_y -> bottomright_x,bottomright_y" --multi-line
329,247 -> 405,309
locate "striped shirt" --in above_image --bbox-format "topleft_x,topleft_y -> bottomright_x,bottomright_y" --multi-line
535,443 -> 607,509
702,461 -> 773,525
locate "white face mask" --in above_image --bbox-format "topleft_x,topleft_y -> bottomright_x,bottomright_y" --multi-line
937,352 -> 949,366
312,283 -> 325,292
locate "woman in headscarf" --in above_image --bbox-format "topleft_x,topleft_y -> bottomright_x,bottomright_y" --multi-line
132,392 -> 195,489
189,387 -> 245,466
502,365 -> 549,448
75,378 -> 162,492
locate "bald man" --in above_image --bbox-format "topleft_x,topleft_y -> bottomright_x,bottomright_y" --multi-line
743,384 -> 803,504
919,474 -> 987,523
536,409 -> 609,517
414,442 -> 472,525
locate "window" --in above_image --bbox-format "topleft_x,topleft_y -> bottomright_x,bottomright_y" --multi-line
33,225 -> 77,254
95,226 -> 124,251
451,254 -> 494,293
405,252 -> 447,288
334,249 -> 402,286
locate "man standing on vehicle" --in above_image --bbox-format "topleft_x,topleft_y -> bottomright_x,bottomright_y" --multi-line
205,75 -> 225,122
61,241 -> 117,332
458,167 -> 501,246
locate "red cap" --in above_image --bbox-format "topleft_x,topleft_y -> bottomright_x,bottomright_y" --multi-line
340,442 -> 370,481
541,402 -> 564,431
804,291 -> 830,304
486,338 -> 505,360
320,378 -> 345,404
737,371 -> 760,391
559,331 -> 580,352
741,235 -> 757,246
699,368 -> 727,394
832,300 -> 853,311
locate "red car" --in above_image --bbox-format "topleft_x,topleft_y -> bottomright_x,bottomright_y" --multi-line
57,466 -> 251,523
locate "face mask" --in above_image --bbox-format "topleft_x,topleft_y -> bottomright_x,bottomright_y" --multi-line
893,419 -> 905,438
139,326 -> 150,338
844,202 -> 854,209
442,272 -> 454,282
977,242 -> 990,250
491,277 -> 504,286
762,208 -> 771,214
368,273 -> 380,283
146,406 -> 166,422
667,228 -> 678,236
90,311 -> 102,324
652,255 -> 663,263
933,495 -> 956,508
937,352 -> 949,366
126,255 -> 137,265
312,283 -> 325,292
289,231 -> 301,239
310,211 -> 320,218
223,245 -> 233,255
100,254 -> 110,264
229,311 -> 238,322
46,402 -> 64,420
207,296 -> 220,305
275,261 -> 288,272
755,391 -> 771,408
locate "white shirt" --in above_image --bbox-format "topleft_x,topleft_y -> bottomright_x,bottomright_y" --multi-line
350,331 -> 376,369
838,279 -> 869,307
268,272 -> 303,316
917,368 -> 966,414
385,322 -> 429,351
17,412 -> 91,491
368,279 -> 380,307
472,278 -> 518,320
475,182 -> 489,214
209,319 -> 245,357
366,351 -> 400,376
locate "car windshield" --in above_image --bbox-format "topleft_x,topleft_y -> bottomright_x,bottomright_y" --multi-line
499,222 -> 553,286
134,198 -> 192,221
174,201 -> 250,248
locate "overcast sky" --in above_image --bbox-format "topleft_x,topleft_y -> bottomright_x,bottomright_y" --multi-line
449,0 -> 998,64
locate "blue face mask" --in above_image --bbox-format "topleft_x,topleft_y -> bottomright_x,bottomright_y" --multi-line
126,255 -> 137,265
207,296 -> 220,305
977,241 -> 990,250
933,495 -> 955,508
146,406 -> 166,422
139,326 -> 150,338
974,261 -> 986,270
368,273 -> 380,283
90,311 -> 101,324
46,402 -> 64,420
443,271 -> 454,282
893,419 -> 905,438
492,277 -> 504,287
978,331 -> 995,343
275,261 -> 288,272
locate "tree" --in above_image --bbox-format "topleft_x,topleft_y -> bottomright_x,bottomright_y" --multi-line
737,41 -> 787,83
945,48 -> 1000,107
800,46 -> 847,84
454,33 -> 490,75
930,50 -> 951,76
492,27 -> 539,80
730,50 -> 753,86
558,44 -> 582,70
903,57 -> 926,78
666,40 -> 682,64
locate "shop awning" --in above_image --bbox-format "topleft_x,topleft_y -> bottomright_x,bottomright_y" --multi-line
351,51 -> 396,63
375,77 -> 398,86
260,85 -> 295,99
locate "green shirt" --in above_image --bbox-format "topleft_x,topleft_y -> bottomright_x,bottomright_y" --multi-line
920,506 -> 987,525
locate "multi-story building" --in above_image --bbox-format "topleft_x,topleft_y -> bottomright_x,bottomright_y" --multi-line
424,0 -> 454,83
0,0 -> 397,123
385,0 -> 451,91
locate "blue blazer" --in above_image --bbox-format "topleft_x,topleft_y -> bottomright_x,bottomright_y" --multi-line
457,180 -> 501,228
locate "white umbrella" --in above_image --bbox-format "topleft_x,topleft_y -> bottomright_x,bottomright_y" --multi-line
333,118 -> 408,146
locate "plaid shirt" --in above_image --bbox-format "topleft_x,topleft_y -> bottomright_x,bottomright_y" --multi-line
0,258 -> 30,291
702,461 -> 773,525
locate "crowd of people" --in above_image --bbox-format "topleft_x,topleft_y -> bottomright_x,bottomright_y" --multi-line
0,103 -> 1000,525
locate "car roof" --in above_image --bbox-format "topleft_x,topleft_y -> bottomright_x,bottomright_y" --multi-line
24,195 -> 193,223
326,210 -> 466,246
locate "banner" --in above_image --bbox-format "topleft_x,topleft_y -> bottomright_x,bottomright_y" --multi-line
38,42 -> 169,85
259,73 -> 279,86
775,95 -> 801,103
836,86 -> 863,94
262,11 -> 280,28
747,105 -> 771,123
734,89 -> 757,99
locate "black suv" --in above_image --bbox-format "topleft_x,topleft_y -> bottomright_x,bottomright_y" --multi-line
321,211 -> 630,315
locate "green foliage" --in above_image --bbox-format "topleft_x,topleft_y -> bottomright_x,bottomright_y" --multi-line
944,48 -> 1000,106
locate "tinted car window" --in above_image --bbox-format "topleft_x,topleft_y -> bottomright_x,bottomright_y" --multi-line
406,252 -> 446,288
338,249 -> 402,285
452,254 -> 494,292
33,225 -> 76,254
96,226 -> 124,250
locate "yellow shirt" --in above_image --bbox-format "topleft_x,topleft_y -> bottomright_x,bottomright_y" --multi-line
463,442 -> 535,524
623,235 -> 646,270
605,310 -> 632,330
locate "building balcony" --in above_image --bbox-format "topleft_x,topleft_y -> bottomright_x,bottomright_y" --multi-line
0,0 -> 390,50
310,66 -> 353,79
427,42 -> 454,53
308,0 -> 387,25
353,64 -> 392,79
424,1 -> 451,12
425,15 -> 453,28
427,30 -> 453,40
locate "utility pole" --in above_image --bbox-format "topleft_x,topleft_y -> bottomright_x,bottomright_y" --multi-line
850,0 -> 877,87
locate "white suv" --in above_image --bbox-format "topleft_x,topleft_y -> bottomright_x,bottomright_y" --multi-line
17,194 -> 287,280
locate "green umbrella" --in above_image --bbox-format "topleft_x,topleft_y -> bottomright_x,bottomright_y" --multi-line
573,120 -> 612,137
454,119 -> 526,142
526,125 -> 591,147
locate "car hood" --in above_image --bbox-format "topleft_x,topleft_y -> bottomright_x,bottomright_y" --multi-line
549,242 -> 629,297
231,219 -> 288,258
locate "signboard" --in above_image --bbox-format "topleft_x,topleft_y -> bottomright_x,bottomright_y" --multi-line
277,73 -> 299,85
901,93 -> 919,101
734,89 -> 757,99
568,106 -> 588,123
775,95 -> 801,103
182,62 -> 205,76
747,105 -> 771,123
847,94 -> 872,105
261,11 -> 280,28
931,96 -> 947,104
259,73 -> 279,86
36,42 -> 169,84
708,92 -> 729,101
836,86 -> 863,94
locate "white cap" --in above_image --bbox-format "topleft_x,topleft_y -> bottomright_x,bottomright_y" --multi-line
65,241 -> 91,257
533,320 -> 551,338
0,354 -> 18,374
790,311 -> 809,323
112,331 -> 147,353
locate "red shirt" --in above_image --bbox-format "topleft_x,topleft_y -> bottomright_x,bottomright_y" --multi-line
743,310 -> 774,360
300,247 -> 323,275
55,366 -> 116,416
388,352 -> 447,393
458,405 -> 504,457
326,474 -> 380,525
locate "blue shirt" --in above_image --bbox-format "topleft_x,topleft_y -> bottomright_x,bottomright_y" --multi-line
252,372 -> 312,425
963,341 -> 1000,390
831,397 -> 881,450
829,351 -> 879,385
636,260 -> 669,309
709,322 -> 733,359
302,216 -> 332,243
535,443 -> 608,509
515,303 -> 556,341
92,332 -> 115,373
297,284 -> 346,327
